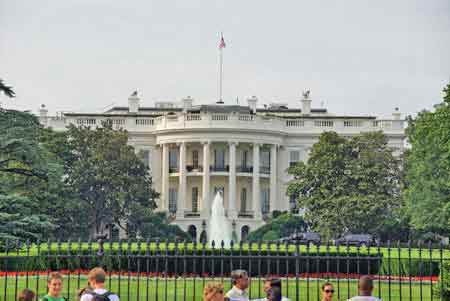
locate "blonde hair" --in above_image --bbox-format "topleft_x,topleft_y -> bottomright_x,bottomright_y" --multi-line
203,282 -> 224,300
88,267 -> 106,283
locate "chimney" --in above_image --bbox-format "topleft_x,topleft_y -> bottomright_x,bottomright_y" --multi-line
182,96 -> 193,112
39,104 -> 48,125
128,91 -> 140,113
247,96 -> 258,114
392,107 -> 401,120
301,90 -> 311,115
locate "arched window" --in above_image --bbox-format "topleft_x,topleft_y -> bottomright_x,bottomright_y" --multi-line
241,225 -> 250,242
200,230 -> 208,244
188,225 -> 197,242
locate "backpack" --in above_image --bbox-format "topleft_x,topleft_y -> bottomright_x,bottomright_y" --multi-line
85,291 -> 114,301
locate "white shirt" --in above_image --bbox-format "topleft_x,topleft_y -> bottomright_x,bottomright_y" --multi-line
226,286 -> 249,301
252,297 -> 290,301
347,296 -> 382,301
80,288 -> 120,301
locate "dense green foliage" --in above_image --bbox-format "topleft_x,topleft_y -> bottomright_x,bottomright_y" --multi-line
0,110 -> 57,244
128,211 -> 190,240
0,108 -> 183,244
404,84 -> 450,236
287,131 -> 402,240
435,259 -> 450,300
62,123 -> 158,237
247,213 -> 307,241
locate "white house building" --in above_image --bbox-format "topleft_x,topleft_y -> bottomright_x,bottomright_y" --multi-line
39,92 -> 405,242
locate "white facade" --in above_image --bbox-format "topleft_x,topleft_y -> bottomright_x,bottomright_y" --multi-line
40,94 -> 405,242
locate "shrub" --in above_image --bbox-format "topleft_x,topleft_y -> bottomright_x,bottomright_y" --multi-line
434,260 -> 450,300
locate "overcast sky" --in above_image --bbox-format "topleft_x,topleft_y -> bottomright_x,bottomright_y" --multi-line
1,0 -> 449,118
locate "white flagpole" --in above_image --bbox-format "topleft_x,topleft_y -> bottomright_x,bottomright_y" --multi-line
219,46 -> 223,103
218,33 -> 224,104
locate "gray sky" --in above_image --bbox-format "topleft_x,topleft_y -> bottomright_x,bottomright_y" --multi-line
1,0 -> 449,118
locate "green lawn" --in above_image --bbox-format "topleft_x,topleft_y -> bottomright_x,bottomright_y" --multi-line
0,276 -> 436,301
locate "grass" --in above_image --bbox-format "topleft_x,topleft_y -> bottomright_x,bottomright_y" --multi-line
0,275 -> 435,301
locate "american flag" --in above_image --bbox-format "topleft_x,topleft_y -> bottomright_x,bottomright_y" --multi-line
219,35 -> 226,49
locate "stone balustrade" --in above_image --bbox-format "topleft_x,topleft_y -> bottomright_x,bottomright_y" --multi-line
43,112 -> 404,135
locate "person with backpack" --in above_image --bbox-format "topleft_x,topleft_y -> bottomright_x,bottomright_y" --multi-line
80,267 -> 119,301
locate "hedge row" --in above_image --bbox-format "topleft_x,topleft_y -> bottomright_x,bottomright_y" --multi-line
1,248 -> 382,276
2,247 -> 445,277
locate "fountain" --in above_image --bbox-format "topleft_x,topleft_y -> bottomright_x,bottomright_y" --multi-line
208,191 -> 233,248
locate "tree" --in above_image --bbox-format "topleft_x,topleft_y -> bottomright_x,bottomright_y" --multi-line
247,213 -> 307,242
287,131 -> 402,239
0,109 -> 52,180
64,123 -> 158,237
0,195 -> 54,245
0,79 -> 15,98
404,83 -> 450,235
128,210 -> 190,240
0,109 -> 57,244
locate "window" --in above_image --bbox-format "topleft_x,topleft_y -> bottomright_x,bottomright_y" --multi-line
241,225 -> 250,242
188,225 -> 197,242
169,149 -> 178,170
289,150 -> 300,167
141,150 -> 150,168
192,150 -> 199,169
242,150 -> 248,168
261,188 -> 270,214
214,149 -> 225,169
169,188 -> 177,213
260,149 -> 270,173
192,187 -> 199,212
289,194 -> 298,214
240,188 -> 247,212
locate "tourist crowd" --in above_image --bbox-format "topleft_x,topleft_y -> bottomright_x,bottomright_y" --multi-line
18,268 -> 381,301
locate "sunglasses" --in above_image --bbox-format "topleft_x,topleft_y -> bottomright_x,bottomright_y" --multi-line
325,289 -> 334,293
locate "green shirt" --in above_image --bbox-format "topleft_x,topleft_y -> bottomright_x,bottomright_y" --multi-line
39,295 -> 65,301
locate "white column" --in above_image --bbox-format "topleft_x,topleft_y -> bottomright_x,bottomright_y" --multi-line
161,144 -> 169,211
228,141 -> 237,218
201,140 -> 211,217
177,142 -> 187,218
270,144 -> 277,213
253,143 -> 261,218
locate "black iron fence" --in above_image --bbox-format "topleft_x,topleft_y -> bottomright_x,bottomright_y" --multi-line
1,239 -> 449,301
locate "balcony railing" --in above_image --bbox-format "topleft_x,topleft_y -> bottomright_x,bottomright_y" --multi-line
45,112 -> 405,136
237,165 -> 253,173
238,210 -> 254,218
210,165 -> 229,172
169,167 -> 179,173
186,165 -> 203,172
184,211 -> 200,217
260,166 -> 270,174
